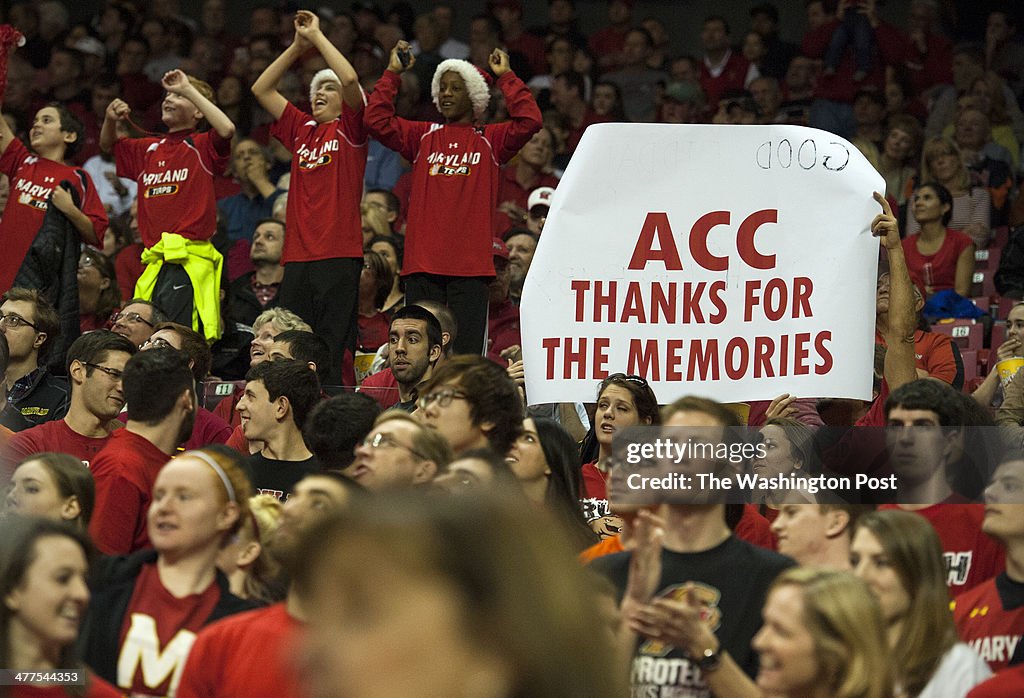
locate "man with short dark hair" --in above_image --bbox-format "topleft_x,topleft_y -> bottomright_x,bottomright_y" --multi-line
303,393 -> 381,470
89,348 -> 197,554
237,359 -> 321,501
141,321 -> 233,450
699,15 -> 750,108
881,379 -> 1006,595
359,302 -> 453,410
389,305 -> 445,412
0,288 -> 68,430
2,330 -> 136,480
226,218 -> 285,328
267,330 -> 331,385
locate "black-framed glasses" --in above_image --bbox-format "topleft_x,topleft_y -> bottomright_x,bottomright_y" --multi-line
361,431 -> 426,460
0,313 -> 38,331
113,311 -> 154,328
82,362 -> 124,380
417,388 -> 469,411
141,337 -> 172,349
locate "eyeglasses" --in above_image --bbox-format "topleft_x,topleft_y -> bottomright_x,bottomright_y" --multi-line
82,362 -> 124,380
141,337 -> 172,349
417,388 -> 468,411
361,431 -> 426,460
113,311 -> 154,328
0,313 -> 38,331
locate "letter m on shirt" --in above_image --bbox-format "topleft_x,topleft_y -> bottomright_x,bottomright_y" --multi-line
117,613 -> 198,695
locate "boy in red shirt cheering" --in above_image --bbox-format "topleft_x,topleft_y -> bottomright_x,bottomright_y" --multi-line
100,70 -> 235,341
0,104 -> 108,293
365,42 -> 541,356
251,10 -> 367,385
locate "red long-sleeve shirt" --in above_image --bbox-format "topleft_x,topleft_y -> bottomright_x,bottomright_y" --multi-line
364,69 -> 542,277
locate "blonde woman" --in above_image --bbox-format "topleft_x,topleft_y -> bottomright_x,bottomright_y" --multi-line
754,567 -> 893,698
907,137 -> 990,247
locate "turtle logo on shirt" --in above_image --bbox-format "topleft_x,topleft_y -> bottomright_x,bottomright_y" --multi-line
298,153 -> 333,170
639,582 -> 723,657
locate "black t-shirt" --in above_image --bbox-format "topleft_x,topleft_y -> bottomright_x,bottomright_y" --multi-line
248,453 -> 320,501
591,536 -> 794,697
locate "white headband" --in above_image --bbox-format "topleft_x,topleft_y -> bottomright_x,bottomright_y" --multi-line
185,450 -> 237,503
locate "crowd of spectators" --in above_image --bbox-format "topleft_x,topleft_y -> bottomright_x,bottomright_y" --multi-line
0,0 -> 1023,696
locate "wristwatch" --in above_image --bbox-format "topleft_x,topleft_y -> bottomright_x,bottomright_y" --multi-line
694,645 -> 722,673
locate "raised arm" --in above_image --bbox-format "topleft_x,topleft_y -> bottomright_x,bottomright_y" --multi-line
489,48 -> 542,161
99,98 -> 130,154
0,110 -> 16,158
873,191 -> 917,391
295,10 -> 362,109
363,41 -> 422,159
251,26 -> 310,120
163,70 -> 235,140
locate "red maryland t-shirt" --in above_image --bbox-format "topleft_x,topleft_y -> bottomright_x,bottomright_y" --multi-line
1,419 -> 113,481
0,138 -> 108,291
271,101 -> 367,262
117,562 -> 220,696
89,429 -> 170,555
365,70 -> 542,277
953,574 -> 1024,672
880,503 -> 1005,596
114,130 -> 230,246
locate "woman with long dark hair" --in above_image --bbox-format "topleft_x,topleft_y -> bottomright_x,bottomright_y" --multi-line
507,416 -> 596,549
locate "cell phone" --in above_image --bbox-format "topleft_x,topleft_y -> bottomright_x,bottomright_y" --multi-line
398,47 -> 411,68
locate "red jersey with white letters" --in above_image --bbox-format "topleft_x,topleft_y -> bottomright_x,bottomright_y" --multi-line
114,130 -> 230,247
953,574 -> 1024,672
0,138 -> 108,291
365,70 -> 542,277
117,562 -> 220,697
271,101 -> 367,262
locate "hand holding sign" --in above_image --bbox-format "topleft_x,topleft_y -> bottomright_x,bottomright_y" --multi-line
522,124 -> 883,404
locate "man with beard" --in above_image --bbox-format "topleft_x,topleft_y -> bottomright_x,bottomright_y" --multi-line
503,228 -> 537,305
358,302 -> 452,410
177,471 -> 362,698
1,330 -> 136,479
385,305 -> 444,412
88,348 -> 198,554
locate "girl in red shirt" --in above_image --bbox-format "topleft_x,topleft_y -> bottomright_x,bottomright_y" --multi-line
901,182 -> 974,297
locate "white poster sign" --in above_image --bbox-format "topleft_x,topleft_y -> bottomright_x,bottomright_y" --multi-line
521,124 -> 883,406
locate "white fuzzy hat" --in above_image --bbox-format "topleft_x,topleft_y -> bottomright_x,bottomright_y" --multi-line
309,68 -> 341,105
431,59 -> 493,120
